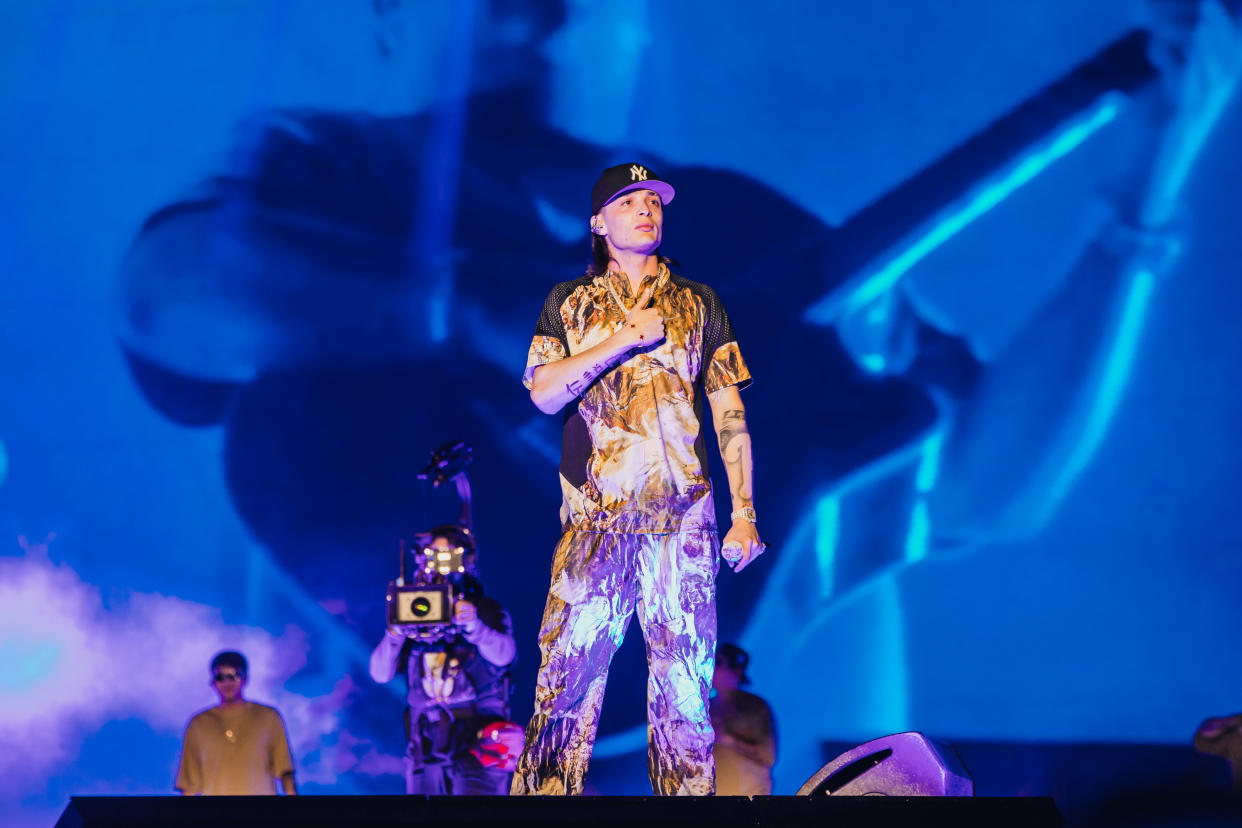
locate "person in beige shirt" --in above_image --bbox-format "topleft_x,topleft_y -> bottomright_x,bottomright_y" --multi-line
176,651 -> 297,796
710,643 -> 776,796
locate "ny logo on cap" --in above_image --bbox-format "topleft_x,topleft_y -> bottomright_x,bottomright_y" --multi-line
630,164 -> 648,181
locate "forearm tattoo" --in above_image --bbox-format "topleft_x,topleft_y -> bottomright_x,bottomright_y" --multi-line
717,409 -> 753,507
717,409 -> 746,456
565,359 -> 612,398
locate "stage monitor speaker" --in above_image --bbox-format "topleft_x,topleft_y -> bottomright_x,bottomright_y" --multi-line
796,731 -> 973,796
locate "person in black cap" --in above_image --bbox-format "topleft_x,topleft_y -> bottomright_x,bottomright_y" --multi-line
710,643 -> 776,796
1194,711 -> 1242,791
511,163 -> 766,795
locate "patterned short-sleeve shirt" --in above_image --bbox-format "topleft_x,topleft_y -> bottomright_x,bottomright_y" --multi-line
524,264 -> 751,534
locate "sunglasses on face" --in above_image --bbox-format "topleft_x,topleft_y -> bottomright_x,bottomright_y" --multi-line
212,672 -> 243,683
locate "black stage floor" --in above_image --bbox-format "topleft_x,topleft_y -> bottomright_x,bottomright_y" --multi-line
56,794 -> 1065,827
56,791 -> 1242,827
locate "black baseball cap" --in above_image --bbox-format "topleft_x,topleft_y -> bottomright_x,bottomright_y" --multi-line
716,643 -> 751,684
591,163 -> 675,216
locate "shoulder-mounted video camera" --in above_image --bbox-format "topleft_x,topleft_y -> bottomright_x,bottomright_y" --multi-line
387,441 -> 477,644
386,532 -> 474,642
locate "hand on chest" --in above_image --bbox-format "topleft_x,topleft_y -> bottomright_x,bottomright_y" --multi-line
574,294 -> 703,381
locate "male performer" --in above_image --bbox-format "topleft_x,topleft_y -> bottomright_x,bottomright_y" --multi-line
512,163 -> 765,796
175,651 -> 297,795
710,643 -> 776,796
370,470 -> 522,795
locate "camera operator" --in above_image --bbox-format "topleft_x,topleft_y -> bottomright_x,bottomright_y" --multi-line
369,471 -> 521,795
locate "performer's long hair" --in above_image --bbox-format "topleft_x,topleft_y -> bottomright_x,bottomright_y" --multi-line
586,233 -> 678,276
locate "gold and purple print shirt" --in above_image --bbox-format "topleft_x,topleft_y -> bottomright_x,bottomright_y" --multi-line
524,265 -> 751,534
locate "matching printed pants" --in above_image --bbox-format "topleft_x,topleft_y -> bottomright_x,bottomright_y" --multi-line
510,530 -> 720,796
